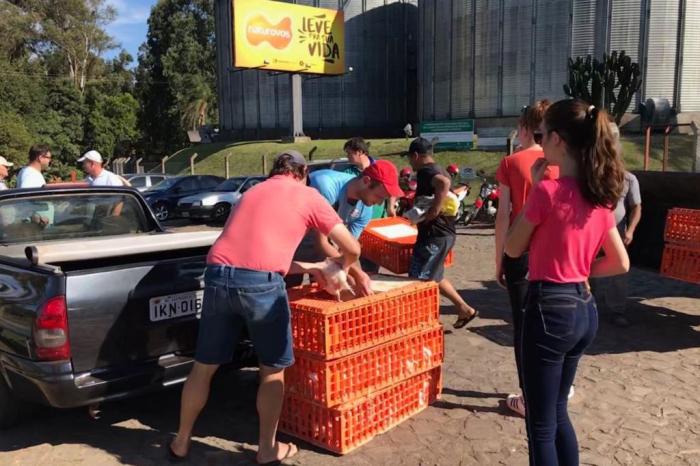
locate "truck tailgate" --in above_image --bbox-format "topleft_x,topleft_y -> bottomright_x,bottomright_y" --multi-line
65,253 -> 206,373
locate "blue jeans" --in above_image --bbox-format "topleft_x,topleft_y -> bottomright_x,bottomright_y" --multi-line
195,265 -> 294,368
503,252 -> 529,390
521,282 -> 598,466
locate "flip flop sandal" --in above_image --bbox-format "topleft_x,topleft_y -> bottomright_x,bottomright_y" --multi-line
258,442 -> 298,465
453,310 -> 479,329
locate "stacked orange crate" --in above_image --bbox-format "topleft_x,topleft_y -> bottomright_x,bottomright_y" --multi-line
661,208 -> 700,284
359,217 -> 453,274
280,280 -> 444,454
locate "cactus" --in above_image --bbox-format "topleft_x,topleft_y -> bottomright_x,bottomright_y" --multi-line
563,50 -> 643,124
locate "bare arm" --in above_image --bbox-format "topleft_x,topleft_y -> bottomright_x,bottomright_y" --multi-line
326,223 -> 361,270
623,204 -> 642,246
504,211 -> 535,259
494,184 -> 511,264
425,173 -> 450,221
590,227 -> 630,278
314,229 -> 372,296
386,196 -> 397,217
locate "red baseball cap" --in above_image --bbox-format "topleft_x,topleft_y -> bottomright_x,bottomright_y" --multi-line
362,160 -> 404,197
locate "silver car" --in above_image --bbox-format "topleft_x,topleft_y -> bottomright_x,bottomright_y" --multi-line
176,176 -> 266,223
123,173 -> 172,192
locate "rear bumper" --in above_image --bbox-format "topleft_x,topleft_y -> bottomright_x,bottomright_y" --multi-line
1,341 -> 256,408
0,352 -> 194,408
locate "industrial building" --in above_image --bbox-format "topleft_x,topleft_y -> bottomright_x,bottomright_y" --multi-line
214,0 -> 700,139
418,0 -> 700,123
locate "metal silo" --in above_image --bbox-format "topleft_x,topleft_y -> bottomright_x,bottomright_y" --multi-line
417,0 -> 699,121
215,0 -> 419,139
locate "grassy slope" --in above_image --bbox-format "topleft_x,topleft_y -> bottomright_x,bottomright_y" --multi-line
162,134 -> 697,178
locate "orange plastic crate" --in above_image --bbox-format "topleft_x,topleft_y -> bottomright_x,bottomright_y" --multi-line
289,281 -> 439,359
661,243 -> 700,284
280,367 -> 442,455
359,217 -> 454,274
664,208 -> 700,245
286,325 -> 444,406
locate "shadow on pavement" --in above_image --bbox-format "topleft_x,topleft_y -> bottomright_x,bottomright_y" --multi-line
0,369 -> 266,465
453,271 -> 700,355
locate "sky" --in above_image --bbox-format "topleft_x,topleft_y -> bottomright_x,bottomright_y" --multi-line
104,0 -> 158,63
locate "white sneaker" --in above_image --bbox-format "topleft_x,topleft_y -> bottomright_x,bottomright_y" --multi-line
506,393 -> 526,417
568,385 -> 575,400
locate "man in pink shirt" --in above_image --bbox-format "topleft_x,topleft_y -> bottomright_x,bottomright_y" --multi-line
169,151 -> 360,465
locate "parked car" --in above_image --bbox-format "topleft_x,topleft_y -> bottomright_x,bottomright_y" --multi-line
0,186 -> 253,428
122,173 -> 172,192
142,175 -> 224,221
176,175 -> 266,223
307,158 -> 354,173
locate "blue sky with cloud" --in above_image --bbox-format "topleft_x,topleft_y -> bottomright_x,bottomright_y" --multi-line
104,0 -> 158,62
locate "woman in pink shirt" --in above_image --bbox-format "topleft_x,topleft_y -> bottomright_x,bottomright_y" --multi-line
505,99 -> 629,466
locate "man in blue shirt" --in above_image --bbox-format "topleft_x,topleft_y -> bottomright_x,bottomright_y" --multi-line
288,160 -> 403,295
310,169 -> 373,238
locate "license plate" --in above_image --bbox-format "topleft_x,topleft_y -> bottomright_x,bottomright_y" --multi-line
180,212 -> 189,217
150,290 -> 204,322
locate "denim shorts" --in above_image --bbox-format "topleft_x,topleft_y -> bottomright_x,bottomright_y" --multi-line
409,235 -> 455,282
195,265 -> 294,368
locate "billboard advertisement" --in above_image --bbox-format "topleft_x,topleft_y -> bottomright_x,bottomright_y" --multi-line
233,0 -> 345,75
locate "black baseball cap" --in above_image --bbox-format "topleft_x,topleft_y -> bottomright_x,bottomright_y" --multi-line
406,137 -> 432,156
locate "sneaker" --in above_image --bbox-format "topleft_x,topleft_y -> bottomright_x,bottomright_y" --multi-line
568,385 -> 575,400
506,393 -> 526,417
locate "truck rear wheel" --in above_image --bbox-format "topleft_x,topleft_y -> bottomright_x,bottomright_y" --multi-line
0,376 -> 22,429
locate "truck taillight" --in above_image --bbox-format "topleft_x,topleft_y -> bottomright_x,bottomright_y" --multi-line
34,295 -> 71,361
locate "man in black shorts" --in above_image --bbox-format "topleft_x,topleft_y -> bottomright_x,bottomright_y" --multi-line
405,137 -> 478,328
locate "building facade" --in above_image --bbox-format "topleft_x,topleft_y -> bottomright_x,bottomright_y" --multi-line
418,0 -> 700,121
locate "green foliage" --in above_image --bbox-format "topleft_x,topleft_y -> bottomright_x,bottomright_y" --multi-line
84,89 -> 139,158
136,0 -> 217,156
0,2 -> 140,181
563,51 -> 643,124
0,111 -> 34,166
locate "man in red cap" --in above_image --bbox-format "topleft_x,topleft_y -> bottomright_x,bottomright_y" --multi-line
288,159 -> 403,295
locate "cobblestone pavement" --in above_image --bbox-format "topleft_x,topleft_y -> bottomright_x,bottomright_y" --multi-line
1,226 -> 699,465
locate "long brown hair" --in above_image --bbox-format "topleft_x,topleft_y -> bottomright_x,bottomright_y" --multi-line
544,99 -> 624,208
519,99 -> 551,133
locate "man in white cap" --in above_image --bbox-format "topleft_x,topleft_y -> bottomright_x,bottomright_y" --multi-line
0,156 -> 13,190
78,150 -> 123,186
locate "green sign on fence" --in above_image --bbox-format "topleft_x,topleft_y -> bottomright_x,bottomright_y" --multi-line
419,119 -> 475,150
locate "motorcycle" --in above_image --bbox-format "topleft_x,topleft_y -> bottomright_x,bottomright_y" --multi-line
396,179 -> 417,216
460,173 -> 499,226
451,182 -> 471,221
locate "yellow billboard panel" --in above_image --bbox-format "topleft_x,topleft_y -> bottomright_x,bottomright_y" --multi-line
233,0 -> 345,75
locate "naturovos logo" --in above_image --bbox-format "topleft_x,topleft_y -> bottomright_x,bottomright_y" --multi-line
246,15 -> 292,49
245,12 -> 341,64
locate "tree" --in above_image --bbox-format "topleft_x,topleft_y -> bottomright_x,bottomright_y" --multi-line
84,88 -> 138,158
22,0 -> 118,93
136,0 -> 216,156
563,51 -> 643,125
0,110 -> 33,166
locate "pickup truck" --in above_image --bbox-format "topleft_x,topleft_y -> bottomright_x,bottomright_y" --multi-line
0,186 -> 252,428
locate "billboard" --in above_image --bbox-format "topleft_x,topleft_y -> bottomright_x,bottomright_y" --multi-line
232,0 -> 345,75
